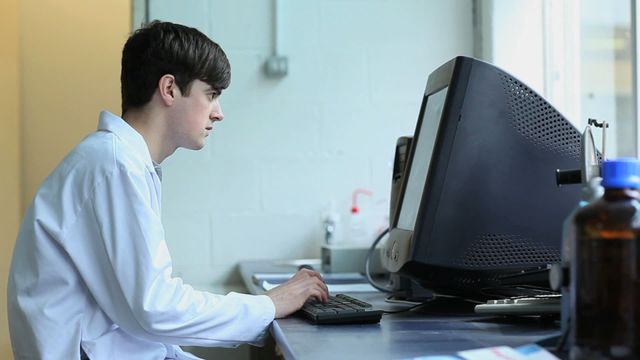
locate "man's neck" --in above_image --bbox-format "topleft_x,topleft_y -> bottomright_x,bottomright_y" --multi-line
122,107 -> 175,163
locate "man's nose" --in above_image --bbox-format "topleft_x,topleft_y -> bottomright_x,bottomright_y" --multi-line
210,104 -> 224,121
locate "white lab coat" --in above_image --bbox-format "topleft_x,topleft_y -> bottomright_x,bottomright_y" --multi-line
7,111 -> 275,360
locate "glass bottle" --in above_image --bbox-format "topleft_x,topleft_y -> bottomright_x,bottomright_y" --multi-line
570,158 -> 640,359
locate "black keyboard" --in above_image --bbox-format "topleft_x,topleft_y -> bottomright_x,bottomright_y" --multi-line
298,294 -> 383,324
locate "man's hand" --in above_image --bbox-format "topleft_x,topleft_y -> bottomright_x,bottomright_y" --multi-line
266,269 -> 329,318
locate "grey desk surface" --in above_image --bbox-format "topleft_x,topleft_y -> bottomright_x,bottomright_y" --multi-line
239,260 -> 561,360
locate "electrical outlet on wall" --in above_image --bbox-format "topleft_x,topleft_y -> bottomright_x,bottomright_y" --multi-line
264,55 -> 288,78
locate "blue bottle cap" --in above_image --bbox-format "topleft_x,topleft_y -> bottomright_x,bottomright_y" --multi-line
601,158 -> 640,189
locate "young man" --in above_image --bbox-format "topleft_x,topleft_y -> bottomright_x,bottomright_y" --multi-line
7,21 -> 328,360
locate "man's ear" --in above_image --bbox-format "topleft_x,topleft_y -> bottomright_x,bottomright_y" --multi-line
158,74 -> 179,106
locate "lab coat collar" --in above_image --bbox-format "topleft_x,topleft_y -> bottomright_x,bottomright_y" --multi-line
98,110 -> 155,173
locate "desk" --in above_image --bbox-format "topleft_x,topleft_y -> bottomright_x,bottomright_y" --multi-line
240,260 -> 561,360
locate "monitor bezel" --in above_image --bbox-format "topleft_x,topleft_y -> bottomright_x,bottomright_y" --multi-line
391,58 -> 472,233
384,57 -> 473,273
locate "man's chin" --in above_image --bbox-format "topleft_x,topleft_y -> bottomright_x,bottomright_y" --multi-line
183,142 -> 206,151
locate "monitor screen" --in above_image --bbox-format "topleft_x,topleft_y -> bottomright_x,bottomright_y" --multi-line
397,87 -> 448,231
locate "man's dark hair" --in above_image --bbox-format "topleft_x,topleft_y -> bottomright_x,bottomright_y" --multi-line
121,20 -> 231,114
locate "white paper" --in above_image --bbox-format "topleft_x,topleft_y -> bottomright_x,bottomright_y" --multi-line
260,279 -> 378,293
405,344 -> 560,360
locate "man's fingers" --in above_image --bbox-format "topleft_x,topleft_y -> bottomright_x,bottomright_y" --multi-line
307,278 -> 329,303
296,268 -> 324,281
309,287 -> 328,303
291,277 -> 328,304
317,279 -> 329,301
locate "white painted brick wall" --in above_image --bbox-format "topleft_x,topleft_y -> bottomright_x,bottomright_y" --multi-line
151,0 -> 474,287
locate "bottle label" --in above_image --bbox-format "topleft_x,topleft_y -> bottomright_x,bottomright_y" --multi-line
572,236 -> 639,357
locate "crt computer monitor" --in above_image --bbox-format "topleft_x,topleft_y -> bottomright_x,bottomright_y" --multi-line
381,56 -> 582,299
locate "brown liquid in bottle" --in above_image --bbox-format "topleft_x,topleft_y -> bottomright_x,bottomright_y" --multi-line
571,188 -> 640,359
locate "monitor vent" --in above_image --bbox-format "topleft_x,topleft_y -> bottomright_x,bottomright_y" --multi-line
460,234 -> 560,268
500,74 -> 581,160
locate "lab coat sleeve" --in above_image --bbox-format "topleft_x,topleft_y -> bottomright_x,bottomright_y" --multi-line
70,163 -> 275,347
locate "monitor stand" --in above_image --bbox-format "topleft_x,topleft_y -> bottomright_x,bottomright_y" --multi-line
386,273 -> 434,303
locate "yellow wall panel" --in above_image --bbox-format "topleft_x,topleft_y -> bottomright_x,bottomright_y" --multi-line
0,0 -> 21,357
1,1 -> 130,357
21,0 -> 131,206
